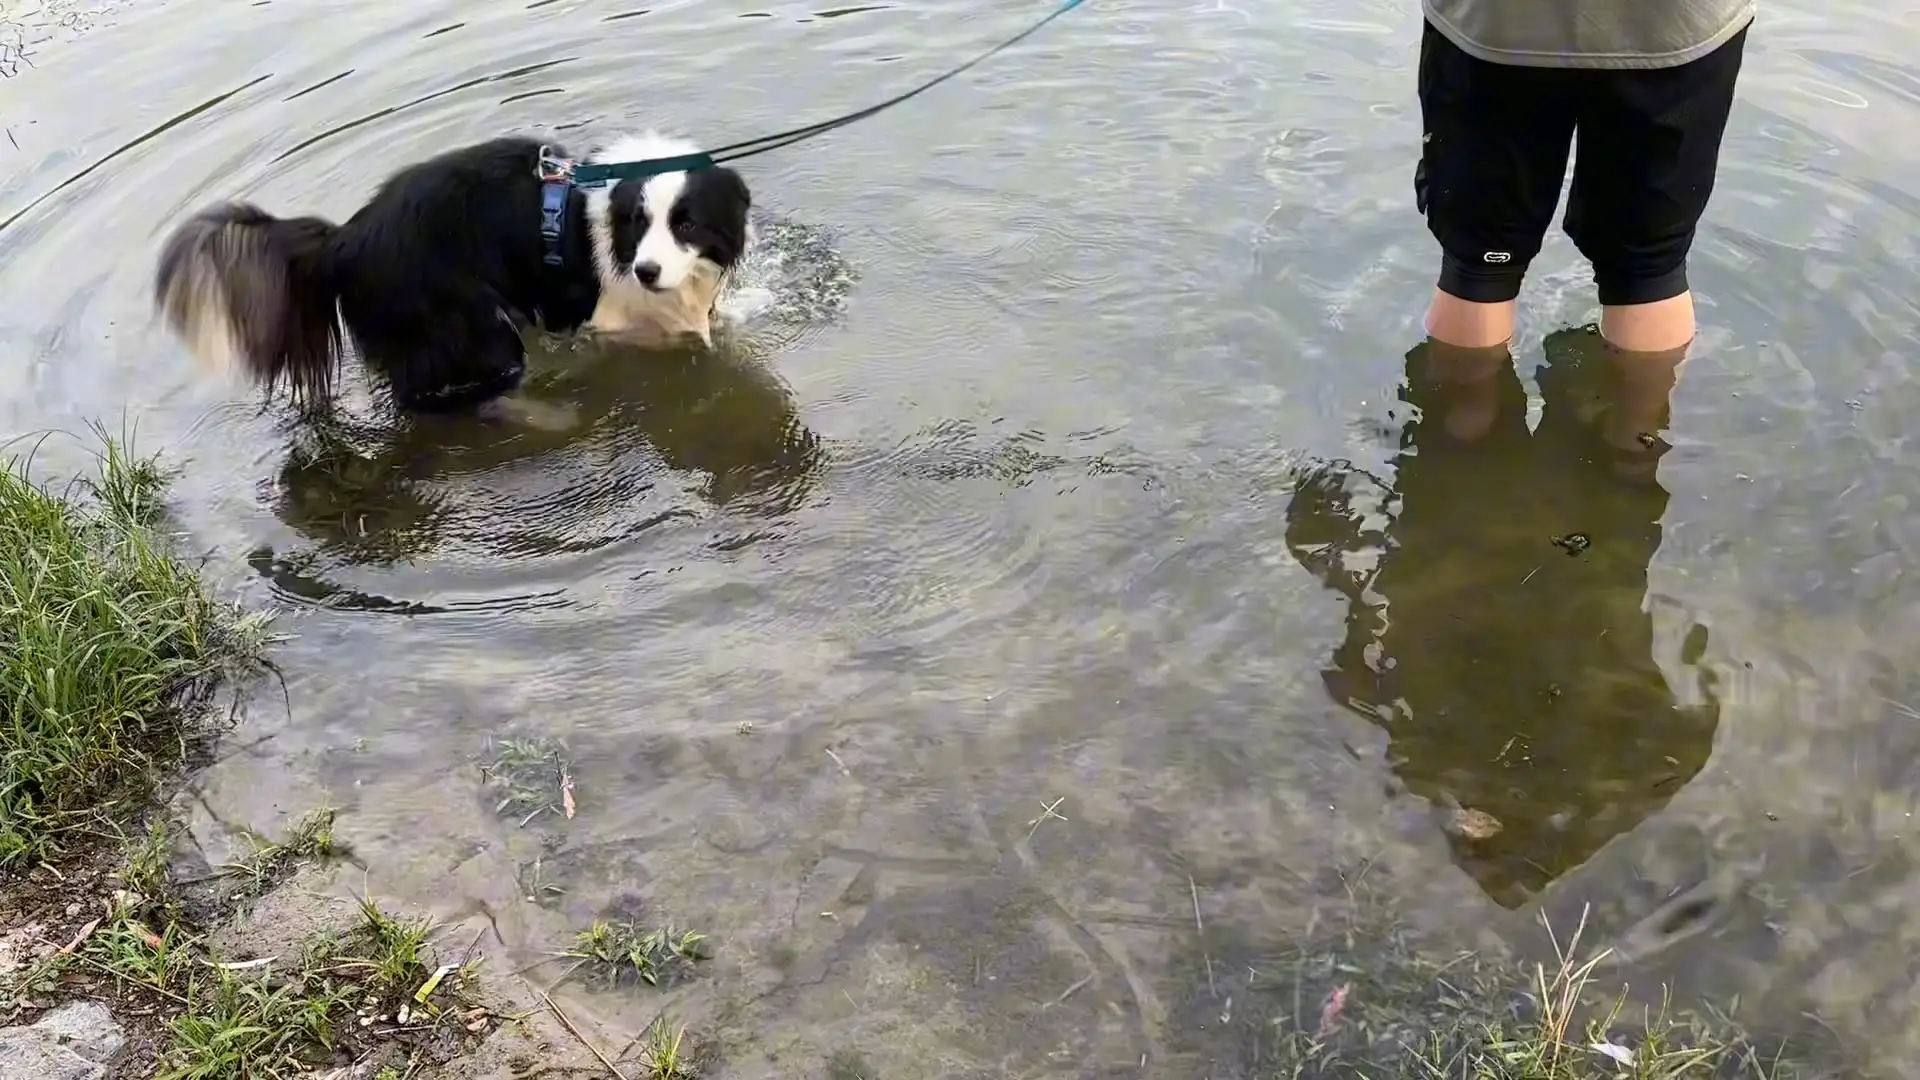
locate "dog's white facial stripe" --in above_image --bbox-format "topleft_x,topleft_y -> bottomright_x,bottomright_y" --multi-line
632,170 -> 701,290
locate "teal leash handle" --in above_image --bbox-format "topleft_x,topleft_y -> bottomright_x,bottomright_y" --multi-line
563,0 -> 1089,187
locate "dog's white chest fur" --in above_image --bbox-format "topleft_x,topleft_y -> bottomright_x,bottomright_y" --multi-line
588,262 -> 724,346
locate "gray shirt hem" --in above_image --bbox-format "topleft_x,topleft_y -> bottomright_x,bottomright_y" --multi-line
1421,5 -> 1755,69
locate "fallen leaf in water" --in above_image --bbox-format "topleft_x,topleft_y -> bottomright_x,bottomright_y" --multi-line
415,962 -> 460,1004
57,918 -> 100,955
209,956 -> 276,971
1316,982 -> 1350,1037
1592,1040 -> 1636,1065
561,767 -> 576,820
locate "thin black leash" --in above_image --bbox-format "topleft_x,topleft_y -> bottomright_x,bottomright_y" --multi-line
547,0 -> 1092,189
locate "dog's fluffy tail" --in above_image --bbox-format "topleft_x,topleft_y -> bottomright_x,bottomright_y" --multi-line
154,203 -> 345,408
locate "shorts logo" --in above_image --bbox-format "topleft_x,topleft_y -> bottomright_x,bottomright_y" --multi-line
1482,251 -> 1512,264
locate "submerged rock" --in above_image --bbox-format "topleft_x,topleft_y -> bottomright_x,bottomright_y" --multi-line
1444,804 -> 1505,842
0,1001 -> 126,1080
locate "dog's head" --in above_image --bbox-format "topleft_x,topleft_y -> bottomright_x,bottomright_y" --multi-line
606,163 -> 751,293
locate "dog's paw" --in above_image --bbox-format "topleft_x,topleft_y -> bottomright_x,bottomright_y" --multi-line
479,395 -> 580,433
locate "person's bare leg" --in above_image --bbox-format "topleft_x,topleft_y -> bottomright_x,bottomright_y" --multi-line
1425,289 -> 1517,351
1600,292 -> 1693,354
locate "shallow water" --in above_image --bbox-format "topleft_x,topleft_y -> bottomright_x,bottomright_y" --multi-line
5,0 -> 1920,1073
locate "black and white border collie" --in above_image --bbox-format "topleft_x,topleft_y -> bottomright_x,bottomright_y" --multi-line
154,132 -> 752,415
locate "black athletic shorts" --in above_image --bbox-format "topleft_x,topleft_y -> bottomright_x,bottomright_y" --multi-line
1413,19 -> 1749,307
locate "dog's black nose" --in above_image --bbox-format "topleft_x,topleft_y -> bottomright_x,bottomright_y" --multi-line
633,261 -> 661,287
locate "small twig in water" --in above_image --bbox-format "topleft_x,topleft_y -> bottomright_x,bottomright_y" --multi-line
1053,972 -> 1094,1005
1025,797 -> 1068,840
1521,565 -> 1540,585
544,991 -> 632,1080
1190,874 -> 1216,998
459,924 -> 489,968
824,747 -> 850,775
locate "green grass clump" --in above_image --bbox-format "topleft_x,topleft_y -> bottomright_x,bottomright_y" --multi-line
565,919 -> 711,988
100,886 -> 479,1079
639,1015 -> 696,1078
0,428 -> 272,864
142,894 -> 462,1079
222,807 -> 339,899
159,962 -> 340,1079
479,734 -> 574,825
1395,920 -> 1764,1079
1254,900 -> 1838,1079
2,817 -> 484,1078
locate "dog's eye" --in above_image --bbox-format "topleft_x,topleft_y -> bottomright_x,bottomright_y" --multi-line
668,208 -> 691,233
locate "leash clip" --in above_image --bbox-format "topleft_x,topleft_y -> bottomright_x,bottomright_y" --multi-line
536,144 -> 574,182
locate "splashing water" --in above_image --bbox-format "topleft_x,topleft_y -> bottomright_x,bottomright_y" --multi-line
718,209 -> 858,329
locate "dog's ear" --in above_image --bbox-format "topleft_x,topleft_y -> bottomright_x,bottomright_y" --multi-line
700,167 -> 750,221
688,167 -> 753,265
607,177 -> 646,219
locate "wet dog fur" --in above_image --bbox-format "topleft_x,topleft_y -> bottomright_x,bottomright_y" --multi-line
154,132 -> 752,415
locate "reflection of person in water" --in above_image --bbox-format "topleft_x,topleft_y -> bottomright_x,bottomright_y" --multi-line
265,334 -> 824,565
1284,327 -> 1721,908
